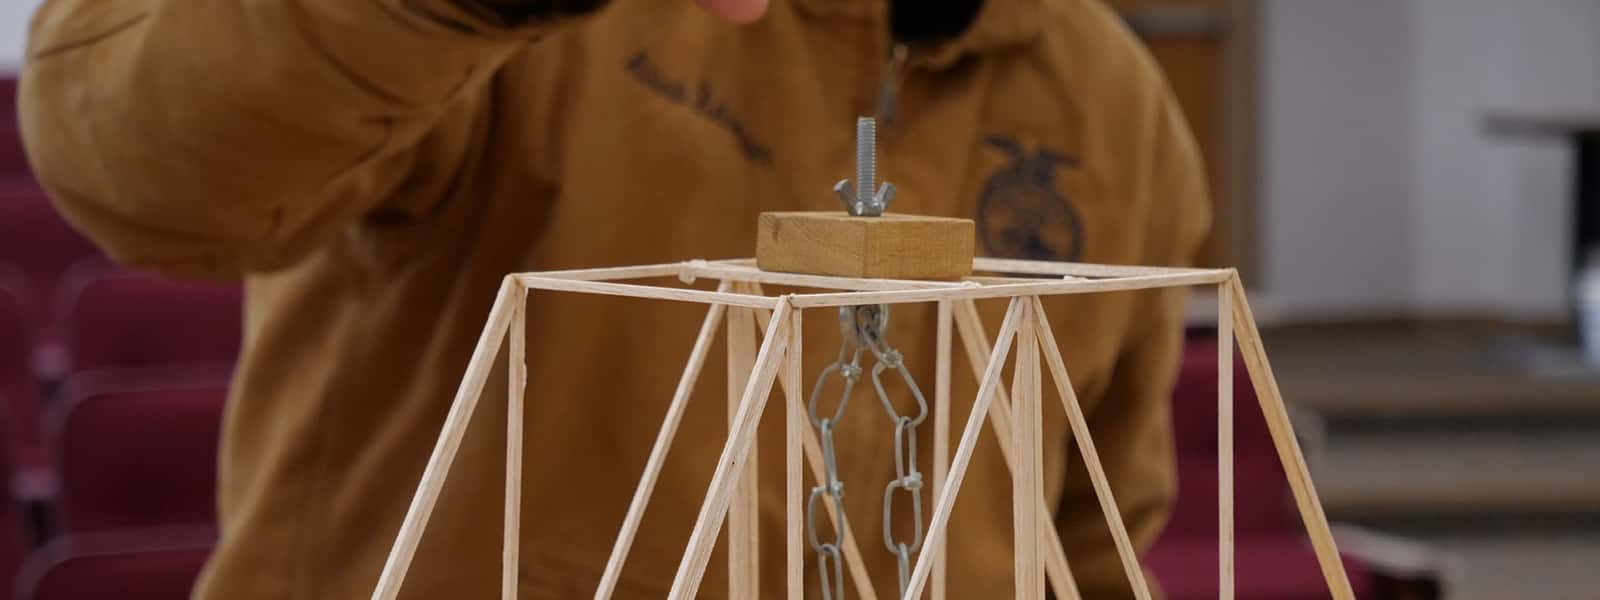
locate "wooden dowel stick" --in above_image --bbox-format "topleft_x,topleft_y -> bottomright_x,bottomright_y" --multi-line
682,261 -> 968,292
1028,298 -> 1154,600
752,299 -> 881,600
788,271 -> 1229,309
931,301 -> 953,600
668,300 -> 794,600
785,309 -> 805,600
901,298 -> 1026,600
518,257 -> 1226,284
1011,300 -> 1044,600
1227,276 -> 1355,599
525,262 -> 688,281
1218,282 -> 1235,600
971,257 -> 1215,279
726,284 -> 760,599
594,284 -> 732,599
516,276 -> 779,310
372,277 -> 521,600
952,301 -> 1080,600
503,286 -> 528,599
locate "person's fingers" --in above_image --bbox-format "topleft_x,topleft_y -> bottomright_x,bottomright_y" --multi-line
694,0 -> 768,24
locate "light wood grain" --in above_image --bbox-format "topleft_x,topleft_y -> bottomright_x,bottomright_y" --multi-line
962,275 -> 1090,285
669,299 -> 793,600
524,262 -> 687,281
684,261 -> 969,292
594,285 -> 730,599
785,309 -> 805,600
751,297 -> 881,600
972,257 -> 1213,278
1218,282 -> 1235,600
516,276 -> 778,309
952,301 -> 1080,600
514,257 -> 1226,285
726,283 -> 760,599
504,286 -> 528,599
902,298 -> 1026,600
372,277 -> 520,600
788,271 -> 1230,308
1227,275 -> 1355,599
757,212 -> 975,279
1011,301 -> 1044,600
1029,297 -> 1154,600
931,301 -> 953,600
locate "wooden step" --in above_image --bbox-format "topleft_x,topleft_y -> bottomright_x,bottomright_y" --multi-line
1312,432 -> 1600,517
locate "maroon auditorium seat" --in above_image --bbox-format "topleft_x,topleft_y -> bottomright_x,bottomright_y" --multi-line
1149,537 -> 1374,600
1163,342 -> 1293,538
0,77 -> 24,183
1151,337 -> 1377,600
0,193 -> 100,328
0,269 -> 49,489
57,268 -> 241,377
14,525 -> 214,600
0,369 -> 29,597
53,378 -> 226,533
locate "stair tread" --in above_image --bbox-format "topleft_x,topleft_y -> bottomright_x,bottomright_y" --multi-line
1313,434 -> 1600,514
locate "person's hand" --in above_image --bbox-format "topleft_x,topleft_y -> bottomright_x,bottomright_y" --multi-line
694,0 -> 767,23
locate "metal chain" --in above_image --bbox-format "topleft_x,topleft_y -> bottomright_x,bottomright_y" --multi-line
801,304 -> 929,600
806,336 -> 863,600
861,306 -> 929,599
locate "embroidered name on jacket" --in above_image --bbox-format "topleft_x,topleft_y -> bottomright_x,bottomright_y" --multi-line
977,135 -> 1084,261
625,51 -> 774,166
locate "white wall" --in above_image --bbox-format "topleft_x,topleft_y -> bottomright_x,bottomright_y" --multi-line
1259,1 -> 1416,318
0,0 -> 39,72
1410,0 -> 1600,319
1260,0 -> 1600,322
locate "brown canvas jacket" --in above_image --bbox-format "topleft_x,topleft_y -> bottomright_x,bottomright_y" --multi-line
20,0 -> 1210,597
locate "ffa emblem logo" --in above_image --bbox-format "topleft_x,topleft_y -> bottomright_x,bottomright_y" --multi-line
976,135 -> 1084,261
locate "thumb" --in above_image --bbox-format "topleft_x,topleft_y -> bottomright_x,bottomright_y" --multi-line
694,0 -> 768,23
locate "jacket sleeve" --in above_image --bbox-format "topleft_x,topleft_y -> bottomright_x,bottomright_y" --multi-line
19,0 -> 582,278
1053,86 -> 1212,595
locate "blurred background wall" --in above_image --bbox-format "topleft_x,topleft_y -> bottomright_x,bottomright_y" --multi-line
1263,0 -> 1598,322
0,1 -> 33,73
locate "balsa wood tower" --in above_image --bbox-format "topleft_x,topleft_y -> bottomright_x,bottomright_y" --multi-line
370,120 -> 1354,600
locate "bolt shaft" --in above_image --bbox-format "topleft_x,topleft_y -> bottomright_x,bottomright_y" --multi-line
856,117 -> 876,204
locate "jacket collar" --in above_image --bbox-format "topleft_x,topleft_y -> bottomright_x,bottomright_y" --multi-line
793,0 -> 1044,67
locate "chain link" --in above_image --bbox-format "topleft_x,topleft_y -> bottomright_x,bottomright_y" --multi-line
801,304 -> 930,600
806,339 -> 862,600
863,309 -> 929,600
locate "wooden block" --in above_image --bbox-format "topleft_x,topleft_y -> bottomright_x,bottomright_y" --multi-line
756,212 -> 975,280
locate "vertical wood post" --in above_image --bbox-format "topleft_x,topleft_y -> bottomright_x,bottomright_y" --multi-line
371,277 -> 521,600
1011,300 -> 1044,600
594,286 -> 731,599
952,300 -> 1080,600
931,300 -> 953,600
901,298 -> 1026,599
726,284 -> 760,599
668,300 -> 794,600
503,285 -> 528,599
1218,283 -> 1235,600
785,309 -> 805,600
1227,275 -> 1354,599
749,295 -> 881,600
1029,298 -> 1154,600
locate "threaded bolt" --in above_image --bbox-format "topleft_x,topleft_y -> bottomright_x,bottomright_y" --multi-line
856,117 -> 876,209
